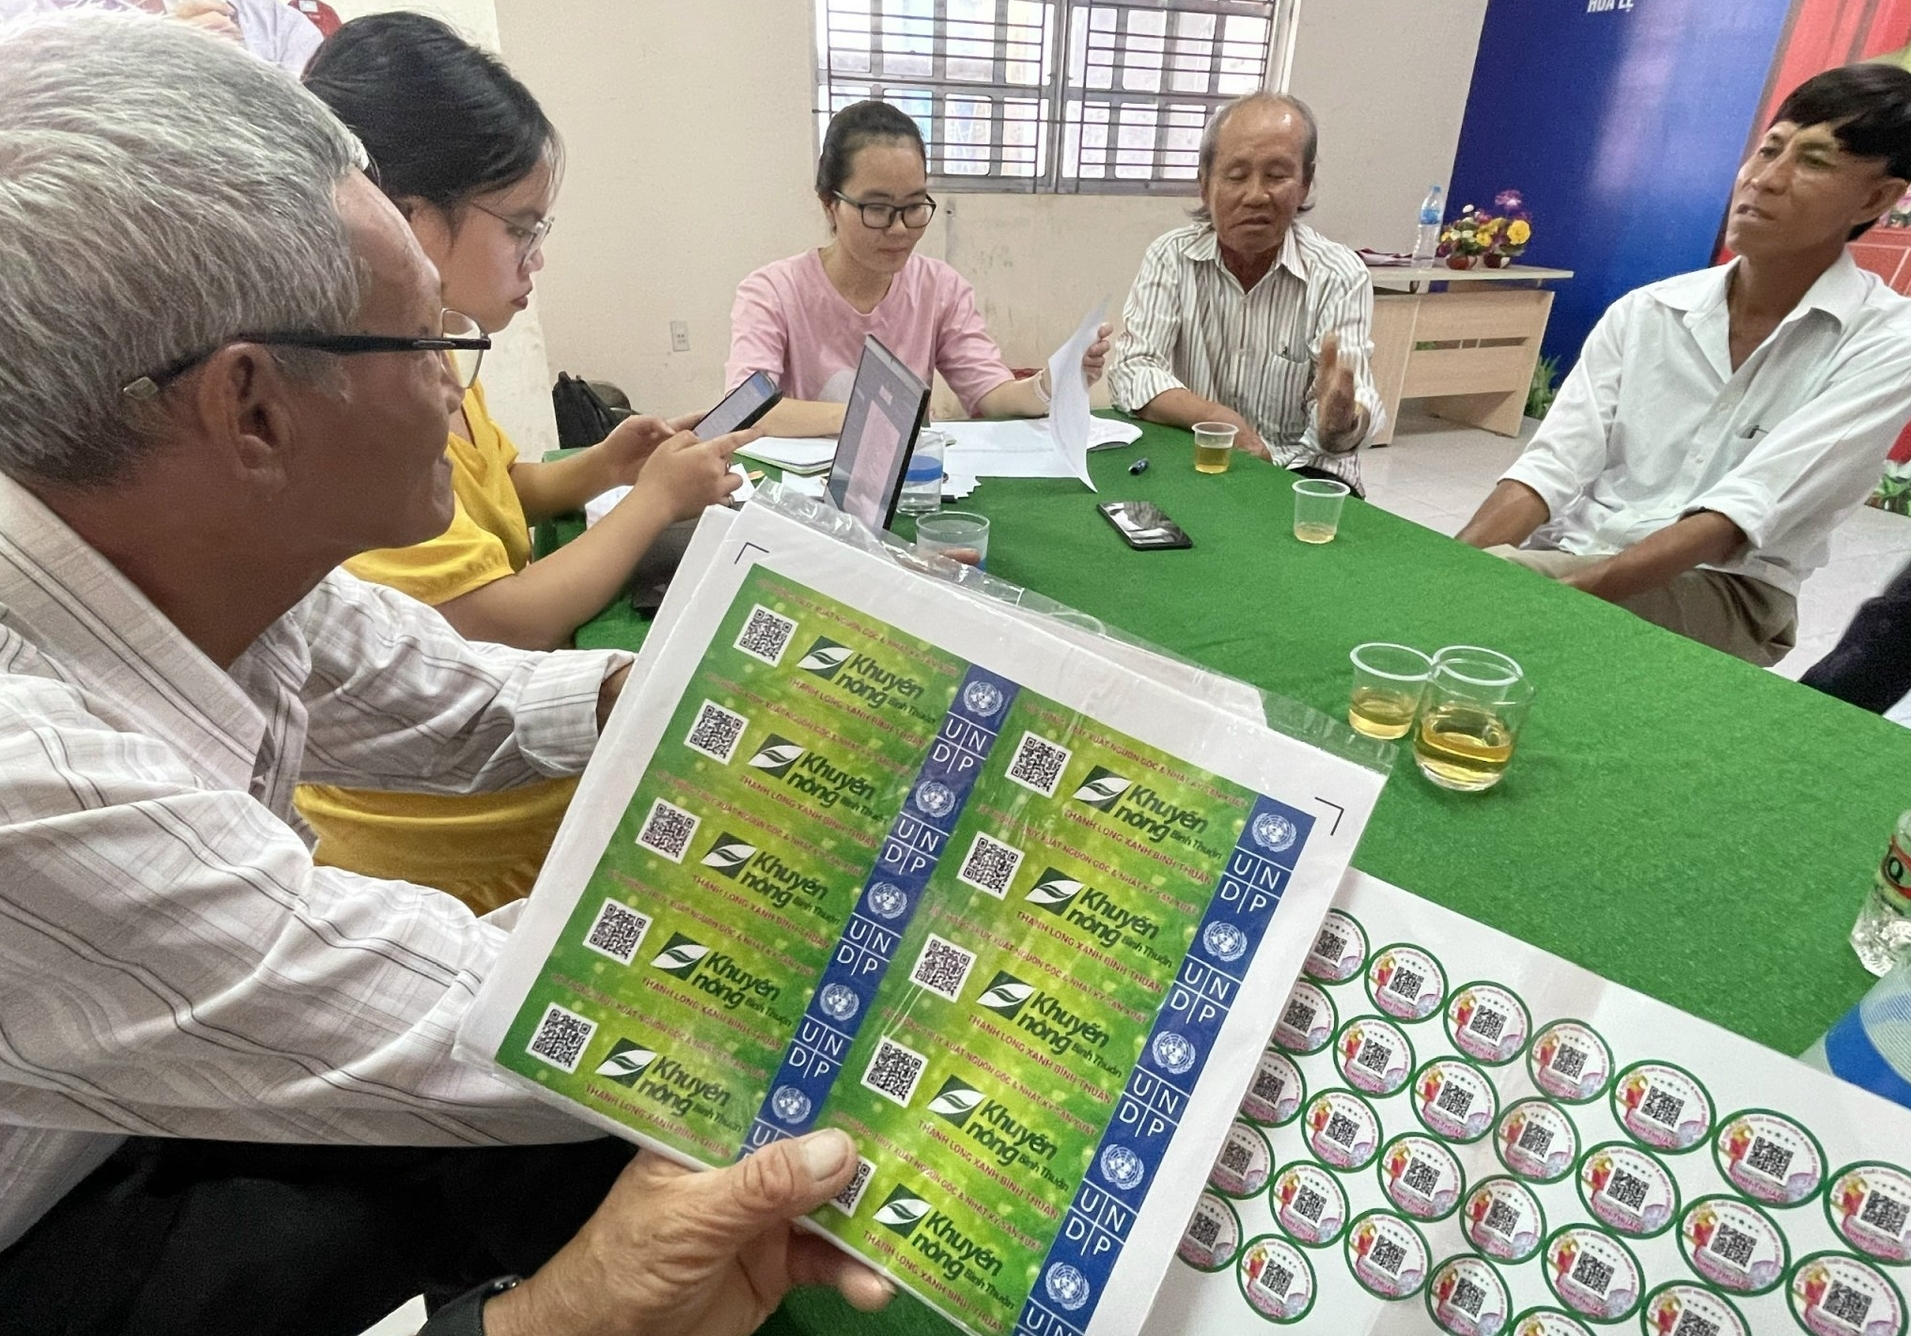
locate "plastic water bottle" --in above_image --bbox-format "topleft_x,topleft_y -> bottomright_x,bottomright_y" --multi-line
1853,810 -> 1911,975
1411,185 -> 1444,264
1802,960 -> 1911,1110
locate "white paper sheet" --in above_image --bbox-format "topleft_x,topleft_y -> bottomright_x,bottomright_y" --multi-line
583,464 -> 754,529
736,436 -> 838,473
938,418 -> 1077,479
1046,301 -> 1108,492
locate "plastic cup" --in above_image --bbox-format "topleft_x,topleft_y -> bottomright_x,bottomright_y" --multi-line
1413,646 -> 1533,792
897,428 -> 947,516
916,510 -> 990,569
1347,643 -> 1433,740
1293,478 -> 1351,543
1193,421 -> 1237,474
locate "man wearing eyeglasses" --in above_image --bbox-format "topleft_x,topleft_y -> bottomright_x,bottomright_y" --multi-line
0,16 -> 889,1336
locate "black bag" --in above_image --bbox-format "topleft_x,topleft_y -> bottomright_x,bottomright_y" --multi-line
552,372 -> 634,448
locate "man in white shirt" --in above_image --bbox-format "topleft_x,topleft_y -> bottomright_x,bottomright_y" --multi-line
0,16 -> 886,1336
1457,64 -> 1911,665
0,0 -> 324,73
1106,91 -> 1385,493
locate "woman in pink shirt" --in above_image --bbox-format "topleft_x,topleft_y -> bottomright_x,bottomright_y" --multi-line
726,100 -> 1110,436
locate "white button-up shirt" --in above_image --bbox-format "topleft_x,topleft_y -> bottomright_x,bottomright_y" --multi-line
0,474 -> 624,1251
1107,221 -> 1386,489
1505,252 -> 1911,597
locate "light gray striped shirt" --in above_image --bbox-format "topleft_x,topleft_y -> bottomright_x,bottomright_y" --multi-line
0,473 -> 623,1250
1108,221 -> 1385,490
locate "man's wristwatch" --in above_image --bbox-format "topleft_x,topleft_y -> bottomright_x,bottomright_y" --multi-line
418,1276 -> 522,1336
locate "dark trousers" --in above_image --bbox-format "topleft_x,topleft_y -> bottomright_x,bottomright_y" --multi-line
1803,559 -> 1911,713
0,1136 -> 633,1336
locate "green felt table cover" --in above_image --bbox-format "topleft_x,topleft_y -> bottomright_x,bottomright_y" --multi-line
542,417 -> 1911,1336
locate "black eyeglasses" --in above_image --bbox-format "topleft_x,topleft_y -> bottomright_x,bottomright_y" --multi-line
834,193 -> 938,230
121,309 -> 490,400
469,201 -> 556,267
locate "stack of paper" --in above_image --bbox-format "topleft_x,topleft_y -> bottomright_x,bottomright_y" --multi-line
737,436 -> 838,475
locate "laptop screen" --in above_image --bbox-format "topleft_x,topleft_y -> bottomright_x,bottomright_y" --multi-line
826,335 -> 930,530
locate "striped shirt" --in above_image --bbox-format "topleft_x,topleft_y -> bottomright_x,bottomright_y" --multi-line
1107,221 -> 1385,490
0,473 -> 624,1251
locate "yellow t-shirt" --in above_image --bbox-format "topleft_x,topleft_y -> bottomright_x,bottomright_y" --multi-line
297,383 -> 577,914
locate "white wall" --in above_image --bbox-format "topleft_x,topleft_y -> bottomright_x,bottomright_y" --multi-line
492,0 -> 1485,424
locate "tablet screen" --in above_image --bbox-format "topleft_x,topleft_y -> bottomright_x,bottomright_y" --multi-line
827,335 -> 928,529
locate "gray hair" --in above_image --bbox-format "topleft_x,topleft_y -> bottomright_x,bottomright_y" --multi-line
1193,90 -> 1318,223
0,13 -> 364,487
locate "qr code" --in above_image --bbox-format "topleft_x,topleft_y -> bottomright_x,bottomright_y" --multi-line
635,797 -> 700,863
1219,1140 -> 1254,1175
1483,1198 -> 1520,1237
1551,1045 -> 1588,1079
1451,1278 -> 1485,1315
1314,929 -> 1345,961
583,899 -> 652,966
957,832 -> 1025,898
1862,1191 -> 1909,1236
734,604 -> 798,665
526,1002 -> 596,1073
1369,1236 -> 1405,1275
1436,1082 -> 1474,1119
909,934 -> 977,1002
1256,1261 -> 1292,1298
1708,1225 -> 1756,1269
828,1157 -> 876,1215
1404,1158 -> 1440,1197
1293,1186 -> 1325,1221
1356,1038 -> 1392,1073
1388,967 -> 1424,999
1746,1137 -> 1794,1182
1325,1113 -> 1358,1146
1468,1007 -> 1506,1041
1188,1208 -> 1223,1248
860,1036 -> 928,1108
1251,1068 -> 1286,1105
1282,998 -> 1317,1033
1005,731 -> 1071,798
1673,1313 -> 1720,1336
684,700 -> 749,763
1640,1086 -> 1684,1127
1825,1283 -> 1872,1328
1606,1170 -> 1648,1212
1518,1121 -> 1554,1156
1572,1253 -> 1614,1295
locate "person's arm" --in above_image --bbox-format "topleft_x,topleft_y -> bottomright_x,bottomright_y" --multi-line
752,398 -> 848,438
1455,478 -> 1551,549
1559,510 -> 1746,602
972,324 -> 1114,420
510,413 -> 700,525
1300,263 -> 1384,455
436,431 -> 744,651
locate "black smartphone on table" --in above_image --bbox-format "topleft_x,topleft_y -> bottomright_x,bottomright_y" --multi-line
694,371 -> 782,440
1098,500 -> 1192,550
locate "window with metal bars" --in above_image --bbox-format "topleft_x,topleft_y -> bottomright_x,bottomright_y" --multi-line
814,0 -> 1296,194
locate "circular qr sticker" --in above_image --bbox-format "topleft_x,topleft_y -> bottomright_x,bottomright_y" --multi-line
817,983 -> 860,1022
1367,943 -> 1449,1022
1612,1061 -> 1714,1154
865,882 -> 909,919
1209,1120 -> 1273,1199
1577,1141 -> 1680,1239
913,780 -> 956,817
1713,1110 -> 1826,1209
962,680 -> 1005,717
1446,981 -> 1533,1066
1679,1196 -> 1789,1296
1827,1162 -> 1911,1265
1237,1234 -> 1315,1322
771,1084 -> 812,1124
1303,1089 -> 1383,1172
1427,1253 -> 1511,1336
1544,1225 -> 1644,1324
1379,1133 -> 1465,1222
1497,1098 -> 1580,1184
1240,1049 -> 1305,1128
1273,1161 -> 1349,1247
1412,1057 -> 1499,1144
1639,1283 -> 1749,1336
1504,1309 -> 1594,1336
1178,1191 -> 1241,1272
1100,1144 -> 1146,1192
1153,1030 -> 1198,1075
1528,1020 -> 1615,1104
1273,980 -> 1336,1055
1333,1015 -> 1415,1097
1344,1209 -> 1430,1300
1203,920 -> 1248,963
1789,1251 -> 1908,1336
1251,812 -> 1301,854
1462,1176 -> 1546,1264
1045,1262 -> 1090,1312
1303,909 -> 1368,983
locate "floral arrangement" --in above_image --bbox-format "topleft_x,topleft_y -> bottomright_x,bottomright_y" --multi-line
1438,188 -> 1533,268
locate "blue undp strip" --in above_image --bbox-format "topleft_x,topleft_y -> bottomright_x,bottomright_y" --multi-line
743,665 -> 1019,1151
1014,795 -> 1313,1336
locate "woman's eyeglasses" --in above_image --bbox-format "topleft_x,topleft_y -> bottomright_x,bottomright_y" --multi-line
834,193 -> 938,230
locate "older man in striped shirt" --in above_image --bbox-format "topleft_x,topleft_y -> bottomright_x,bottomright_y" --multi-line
1107,91 -> 1384,494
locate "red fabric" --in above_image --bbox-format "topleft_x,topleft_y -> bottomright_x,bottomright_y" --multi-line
287,0 -> 339,37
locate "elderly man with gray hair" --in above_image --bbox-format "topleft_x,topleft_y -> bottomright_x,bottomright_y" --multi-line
0,14 -> 889,1336
1106,91 -> 1384,494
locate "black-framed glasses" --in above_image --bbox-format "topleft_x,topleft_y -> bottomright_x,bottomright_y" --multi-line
121,309 -> 490,400
469,200 -> 556,267
834,193 -> 938,230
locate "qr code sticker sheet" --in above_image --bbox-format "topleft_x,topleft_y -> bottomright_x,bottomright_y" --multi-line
1145,871 -> 1911,1336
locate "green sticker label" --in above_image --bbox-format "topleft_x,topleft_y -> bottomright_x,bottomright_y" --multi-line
1827,1163 -> 1911,1265
1678,1195 -> 1788,1296
1368,943 -> 1448,1022
1178,1191 -> 1242,1273
1334,1014 -> 1415,1097
1209,1120 -> 1273,1199
1789,1252 -> 1908,1336
1237,1234 -> 1316,1323
1240,1048 -> 1305,1127
1303,908 -> 1368,983
1612,1061 -> 1714,1154
1303,1089 -> 1383,1171
1639,1283 -> 1748,1336
1576,1141 -> 1680,1239
1272,1161 -> 1349,1247
1274,980 -> 1336,1055
1344,1209 -> 1430,1300
1713,1109 -> 1826,1209
1462,1176 -> 1546,1264
1446,980 -> 1533,1066
1528,1020 -> 1614,1104
1543,1225 -> 1644,1324
1412,1057 -> 1499,1144
1427,1253 -> 1511,1335
1380,1132 -> 1466,1222
1496,1098 -> 1580,1184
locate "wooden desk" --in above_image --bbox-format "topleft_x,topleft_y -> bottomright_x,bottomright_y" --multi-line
1365,263 -> 1573,443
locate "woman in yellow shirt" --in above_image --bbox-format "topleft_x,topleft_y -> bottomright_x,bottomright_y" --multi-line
297,14 -> 747,911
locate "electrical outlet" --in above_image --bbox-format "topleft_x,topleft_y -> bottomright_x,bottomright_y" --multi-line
669,320 -> 690,353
